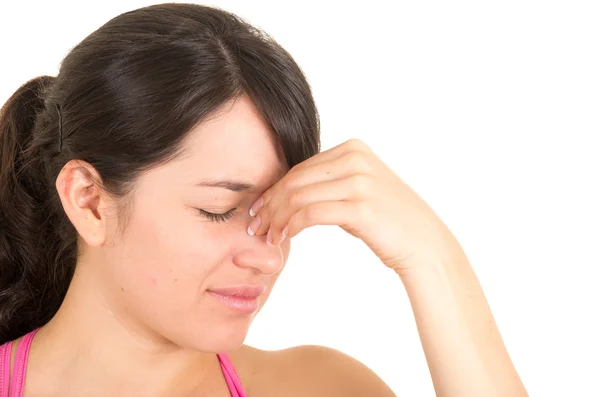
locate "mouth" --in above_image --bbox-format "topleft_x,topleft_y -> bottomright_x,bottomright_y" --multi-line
206,284 -> 266,314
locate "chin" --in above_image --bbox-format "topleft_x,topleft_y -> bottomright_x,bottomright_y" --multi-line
167,318 -> 252,354
198,329 -> 249,354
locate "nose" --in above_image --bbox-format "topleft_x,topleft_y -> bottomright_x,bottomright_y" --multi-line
232,223 -> 285,276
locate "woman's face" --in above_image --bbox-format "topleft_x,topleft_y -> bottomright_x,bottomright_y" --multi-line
101,95 -> 291,352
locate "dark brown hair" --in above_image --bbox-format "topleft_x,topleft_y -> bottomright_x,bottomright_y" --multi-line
0,3 -> 320,344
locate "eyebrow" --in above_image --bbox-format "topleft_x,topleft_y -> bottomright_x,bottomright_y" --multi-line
194,178 -> 256,193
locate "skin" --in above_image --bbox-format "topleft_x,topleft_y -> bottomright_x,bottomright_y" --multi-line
247,131 -> 529,396
6,93 -> 527,396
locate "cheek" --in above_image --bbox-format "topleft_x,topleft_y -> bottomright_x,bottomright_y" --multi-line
114,209 -> 221,302
175,221 -> 233,282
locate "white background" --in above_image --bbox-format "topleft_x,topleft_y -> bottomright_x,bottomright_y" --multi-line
1,1 -> 599,396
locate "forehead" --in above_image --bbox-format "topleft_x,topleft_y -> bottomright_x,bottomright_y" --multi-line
176,95 -> 288,187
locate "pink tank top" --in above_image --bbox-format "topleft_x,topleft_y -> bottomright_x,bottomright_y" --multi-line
0,328 -> 247,397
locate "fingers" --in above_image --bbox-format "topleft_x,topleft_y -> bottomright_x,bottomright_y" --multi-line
288,138 -> 372,174
249,174 -> 374,245
247,139 -> 375,246
256,149 -> 374,213
279,200 -> 359,243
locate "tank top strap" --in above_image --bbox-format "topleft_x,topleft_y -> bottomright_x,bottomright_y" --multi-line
0,340 -> 14,397
9,329 -> 39,397
216,353 -> 247,397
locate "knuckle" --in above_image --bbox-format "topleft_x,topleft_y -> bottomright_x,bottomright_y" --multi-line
349,174 -> 372,193
303,203 -> 322,222
346,138 -> 370,152
354,200 -> 373,220
280,177 -> 295,192
346,138 -> 364,148
287,188 -> 306,207
344,151 -> 371,172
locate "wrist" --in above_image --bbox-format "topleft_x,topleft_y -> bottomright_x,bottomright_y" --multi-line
393,237 -> 467,283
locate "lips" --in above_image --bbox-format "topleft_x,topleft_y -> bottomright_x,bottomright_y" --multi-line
207,284 -> 266,298
206,284 -> 266,314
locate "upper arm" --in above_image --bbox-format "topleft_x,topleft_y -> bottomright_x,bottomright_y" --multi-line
275,345 -> 397,397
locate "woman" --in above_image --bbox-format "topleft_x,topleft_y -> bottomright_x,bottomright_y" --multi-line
0,3 -> 528,396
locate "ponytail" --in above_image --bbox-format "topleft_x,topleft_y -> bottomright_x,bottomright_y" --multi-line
0,76 -> 77,344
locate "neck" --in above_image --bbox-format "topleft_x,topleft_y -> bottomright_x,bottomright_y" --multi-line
27,259 -> 221,396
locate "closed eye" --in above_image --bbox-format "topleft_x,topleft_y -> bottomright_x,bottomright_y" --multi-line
197,208 -> 237,223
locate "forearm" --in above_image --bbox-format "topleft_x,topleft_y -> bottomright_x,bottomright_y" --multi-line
397,243 -> 528,397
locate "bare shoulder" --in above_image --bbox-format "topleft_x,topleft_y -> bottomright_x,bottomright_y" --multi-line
229,344 -> 397,397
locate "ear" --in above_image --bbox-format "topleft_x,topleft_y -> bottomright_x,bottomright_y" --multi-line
55,160 -> 111,247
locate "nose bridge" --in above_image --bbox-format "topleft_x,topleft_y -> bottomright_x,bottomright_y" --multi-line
232,224 -> 284,276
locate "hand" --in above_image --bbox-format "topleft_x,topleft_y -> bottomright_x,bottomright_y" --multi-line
247,138 -> 459,272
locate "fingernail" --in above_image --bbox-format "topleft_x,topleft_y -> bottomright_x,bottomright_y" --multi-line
266,228 -> 273,245
281,226 -> 288,240
248,215 -> 261,236
249,197 -> 264,217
